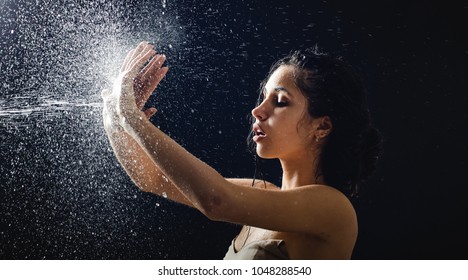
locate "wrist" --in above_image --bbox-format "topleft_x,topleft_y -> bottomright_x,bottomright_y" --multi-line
103,108 -> 124,134
121,110 -> 148,134
104,122 -> 124,134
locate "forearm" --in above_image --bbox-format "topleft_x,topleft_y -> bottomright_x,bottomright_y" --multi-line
123,116 -> 231,215
105,126 -> 194,207
101,40 -> 228,214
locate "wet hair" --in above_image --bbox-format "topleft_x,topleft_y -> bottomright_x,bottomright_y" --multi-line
248,46 -> 382,196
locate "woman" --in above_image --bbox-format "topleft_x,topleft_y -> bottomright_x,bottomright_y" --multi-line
102,41 -> 381,259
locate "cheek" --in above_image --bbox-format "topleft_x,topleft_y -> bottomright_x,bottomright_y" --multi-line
272,124 -> 303,149
274,114 -> 305,137
288,121 -> 314,146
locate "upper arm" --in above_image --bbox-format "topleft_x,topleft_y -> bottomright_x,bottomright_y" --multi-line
211,182 -> 357,239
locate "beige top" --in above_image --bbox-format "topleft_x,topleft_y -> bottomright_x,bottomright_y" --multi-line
223,238 -> 289,260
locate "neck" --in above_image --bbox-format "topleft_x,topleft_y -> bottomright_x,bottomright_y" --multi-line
279,151 -> 323,190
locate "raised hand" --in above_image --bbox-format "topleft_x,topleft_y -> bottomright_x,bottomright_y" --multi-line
133,48 -> 168,113
102,42 -> 168,132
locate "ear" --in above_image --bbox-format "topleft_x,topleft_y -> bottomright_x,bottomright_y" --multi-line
316,116 -> 332,139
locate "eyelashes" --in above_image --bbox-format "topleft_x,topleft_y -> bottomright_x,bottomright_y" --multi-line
258,92 -> 289,108
258,98 -> 288,108
276,101 -> 288,107
273,95 -> 288,107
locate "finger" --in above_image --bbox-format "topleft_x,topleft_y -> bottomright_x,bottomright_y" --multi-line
136,55 -> 165,94
127,42 -> 153,69
133,41 -> 151,59
154,66 -> 169,87
120,48 -> 135,72
140,55 -> 167,89
127,48 -> 157,78
141,55 -> 166,85
136,67 -> 168,109
145,66 -> 169,93
134,54 -> 164,93
144,107 -> 158,119
141,54 -> 166,78
131,47 -> 156,72
122,42 -> 152,72
133,53 -> 160,90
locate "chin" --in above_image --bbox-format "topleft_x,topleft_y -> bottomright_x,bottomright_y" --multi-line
255,147 -> 277,159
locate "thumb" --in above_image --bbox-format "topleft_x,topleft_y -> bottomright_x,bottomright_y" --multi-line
144,107 -> 158,119
101,88 -> 111,98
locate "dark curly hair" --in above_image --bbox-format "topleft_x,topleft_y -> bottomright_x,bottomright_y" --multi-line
248,47 -> 382,196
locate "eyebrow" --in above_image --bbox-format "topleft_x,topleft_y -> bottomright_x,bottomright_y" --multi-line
274,87 -> 291,95
262,86 -> 292,98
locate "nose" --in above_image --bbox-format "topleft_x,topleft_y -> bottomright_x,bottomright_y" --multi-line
251,103 -> 267,121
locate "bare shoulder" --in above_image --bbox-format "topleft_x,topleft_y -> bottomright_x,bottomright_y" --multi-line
301,184 -> 357,218
301,184 -> 352,201
220,179 -> 356,239
299,184 -> 358,239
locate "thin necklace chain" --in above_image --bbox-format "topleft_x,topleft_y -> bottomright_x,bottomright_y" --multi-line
239,168 -> 267,250
240,225 -> 251,249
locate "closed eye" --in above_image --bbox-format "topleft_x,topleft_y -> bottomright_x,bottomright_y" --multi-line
276,101 -> 288,107
260,88 -> 289,107
273,95 -> 288,107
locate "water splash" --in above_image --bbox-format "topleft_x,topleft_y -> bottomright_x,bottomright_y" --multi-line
1,0 -> 183,122
0,0 -> 183,259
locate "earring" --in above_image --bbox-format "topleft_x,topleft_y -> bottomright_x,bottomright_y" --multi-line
315,136 -> 320,143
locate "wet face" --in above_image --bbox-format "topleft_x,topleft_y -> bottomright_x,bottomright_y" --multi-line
251,65 -> 316,160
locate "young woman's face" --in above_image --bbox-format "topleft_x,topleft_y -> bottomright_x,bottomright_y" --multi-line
251,65 -> 315,160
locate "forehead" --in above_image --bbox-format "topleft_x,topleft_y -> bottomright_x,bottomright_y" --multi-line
265,65 -> 298,91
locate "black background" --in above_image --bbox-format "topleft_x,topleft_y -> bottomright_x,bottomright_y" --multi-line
1,0 -> 467,259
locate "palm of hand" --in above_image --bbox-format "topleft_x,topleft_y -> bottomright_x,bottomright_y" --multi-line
102,42 -> 168,129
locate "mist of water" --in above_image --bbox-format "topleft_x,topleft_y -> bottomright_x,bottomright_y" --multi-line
0,0 -> 188,259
